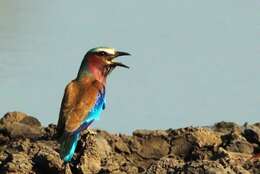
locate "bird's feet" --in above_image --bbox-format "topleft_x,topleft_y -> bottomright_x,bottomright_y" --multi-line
63,163 -> 72,174
85,129 -> 97,136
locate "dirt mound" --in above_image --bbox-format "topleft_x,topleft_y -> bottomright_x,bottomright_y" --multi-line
0,112 -> 259,174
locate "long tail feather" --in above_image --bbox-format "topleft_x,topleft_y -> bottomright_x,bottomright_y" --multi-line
59,132 -> 80,162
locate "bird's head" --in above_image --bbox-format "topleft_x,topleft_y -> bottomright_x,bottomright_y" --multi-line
77,47 -> 130,83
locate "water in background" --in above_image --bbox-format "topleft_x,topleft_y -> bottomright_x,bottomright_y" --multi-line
0,1 -> 259,133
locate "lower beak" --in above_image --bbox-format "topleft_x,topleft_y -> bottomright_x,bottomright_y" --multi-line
110,51 -> 131,68
111,62 -> 130,68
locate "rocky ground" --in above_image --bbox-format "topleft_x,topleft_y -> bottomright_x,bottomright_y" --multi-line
0,112 -> 259,174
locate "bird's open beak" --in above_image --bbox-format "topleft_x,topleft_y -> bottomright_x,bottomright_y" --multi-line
110,51 -> 131,68
115,51 -> 131,57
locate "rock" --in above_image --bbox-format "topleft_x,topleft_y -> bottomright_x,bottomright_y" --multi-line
0,112 -> 43,139
146,157 -> 184,174
0,112 -> 41,127
222,131 -> 254,154
243,125 -> 260,144
218,147 -> 252,164
0,112 -> 260,173
79,155 -> 101,174
42,124 -> 57,140
133,129 -> 168,138
33,145 -> 63,174
78,134 -> 104,174
133,136 -> 170,160
253,122 -> 260,129
170,136 -> 193,159
114,138 -> 130,154
0,134 -> 9,144
243,159 -> 260,174
178,160 -> 236,174
190,128 -> 222,147
226,140 -> 254,154
1,152 -> 33,174
213,121 -> 241,134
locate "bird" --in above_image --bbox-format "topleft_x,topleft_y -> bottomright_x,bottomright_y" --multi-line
56,47 -> 130,162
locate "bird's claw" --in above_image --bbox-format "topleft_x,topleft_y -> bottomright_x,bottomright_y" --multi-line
85,129 -> 97,136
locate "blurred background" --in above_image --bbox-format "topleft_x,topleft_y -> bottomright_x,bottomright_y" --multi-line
0,1 -> 259,133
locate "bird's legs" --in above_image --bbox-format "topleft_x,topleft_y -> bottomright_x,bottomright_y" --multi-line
62,163 -> 72,174
84,128 -> 97,136
76,120 -> 95,134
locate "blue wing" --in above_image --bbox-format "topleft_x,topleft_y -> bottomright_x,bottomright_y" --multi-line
61,90 -> 106,162
85,89 -> 106,122
76,89 -> 106,133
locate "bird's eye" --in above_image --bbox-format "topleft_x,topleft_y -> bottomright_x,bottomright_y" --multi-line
98,51 -> 106,56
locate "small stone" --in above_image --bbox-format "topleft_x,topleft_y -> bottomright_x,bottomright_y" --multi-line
2,152 -> 33,174
214,121 -> 241,134
0,112 -> 43,139
133,129 -> 168,138
0,112 -> 41,127
114,139 -> 130,154
170,136 -> 193,158
243,126 -> 260,144
226,140 -> 254,154
190,128 -> 222,147
135,136 -> 170,159
33,144 -> 63,174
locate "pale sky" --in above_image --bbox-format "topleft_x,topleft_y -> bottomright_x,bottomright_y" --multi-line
0,1 -> 259,133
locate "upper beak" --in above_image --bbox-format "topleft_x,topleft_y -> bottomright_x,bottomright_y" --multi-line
110,51 -> 131,68
115,51 -> 131,57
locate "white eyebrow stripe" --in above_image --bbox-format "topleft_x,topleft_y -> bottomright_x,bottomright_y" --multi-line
94,47 -> 116,55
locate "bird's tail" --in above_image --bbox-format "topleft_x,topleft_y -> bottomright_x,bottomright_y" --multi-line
59,132 -> 80,162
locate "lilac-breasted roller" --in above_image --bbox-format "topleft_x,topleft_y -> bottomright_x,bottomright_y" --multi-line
57,47 -> 130,162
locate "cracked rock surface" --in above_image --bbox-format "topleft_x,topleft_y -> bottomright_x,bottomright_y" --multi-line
0,112 -> 259,174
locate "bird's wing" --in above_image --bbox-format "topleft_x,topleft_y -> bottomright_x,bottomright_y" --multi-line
57,80 -> 79,136
58,79 -> 104,133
